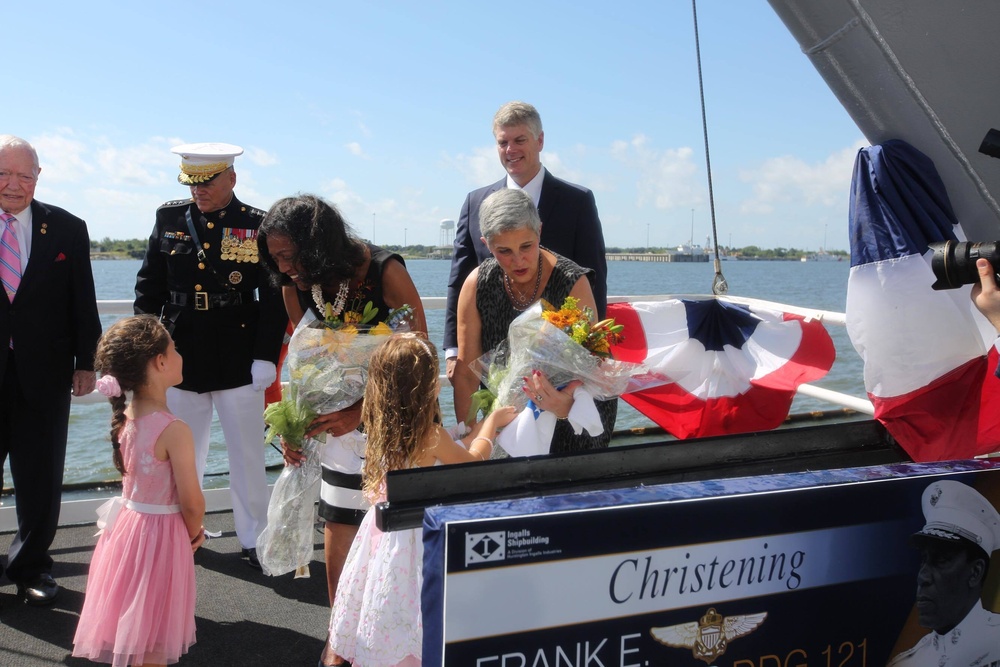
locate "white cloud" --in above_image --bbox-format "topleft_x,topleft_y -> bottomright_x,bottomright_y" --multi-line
356,118 -> 372,138
31,132 -> 180,190
345,142 -> 365,157
82,188 -> 163,238
31,132 -> 94,183
443,145 -> 500,186
244,146 -> 279,167
316,178 -> 447,245
539,151 -> 586,186
611,134 -> 700,210
738,141 -> 864,215
94,141 -> 174,187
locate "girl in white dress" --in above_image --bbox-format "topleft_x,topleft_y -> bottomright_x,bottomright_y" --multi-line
328,333 -> 515,667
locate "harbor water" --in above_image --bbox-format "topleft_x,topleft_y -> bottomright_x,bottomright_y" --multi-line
11,257 -> 862,490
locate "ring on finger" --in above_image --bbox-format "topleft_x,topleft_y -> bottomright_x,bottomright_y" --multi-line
534,394 -> 543,401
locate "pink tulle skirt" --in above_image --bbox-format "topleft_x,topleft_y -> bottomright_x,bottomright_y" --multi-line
72,508 -> 197,666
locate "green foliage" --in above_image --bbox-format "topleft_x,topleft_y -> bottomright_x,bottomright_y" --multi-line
263,384 -> 318,450
91,238 -> 148,259
91,239 -> 847,261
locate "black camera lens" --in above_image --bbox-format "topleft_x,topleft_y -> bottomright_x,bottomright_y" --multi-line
980,128 -> 1000,160
929,240 -> 1000,290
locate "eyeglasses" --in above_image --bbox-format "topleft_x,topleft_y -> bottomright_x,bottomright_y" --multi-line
0,170 -> 37,185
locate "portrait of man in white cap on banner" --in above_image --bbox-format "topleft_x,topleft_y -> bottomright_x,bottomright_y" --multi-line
889,479 -> 1000,667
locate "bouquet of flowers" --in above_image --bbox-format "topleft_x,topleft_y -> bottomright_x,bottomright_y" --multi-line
469,297 -> 652,456
256,301 -> 414,577
471,297 -> 638,413
262,383 -> 316,452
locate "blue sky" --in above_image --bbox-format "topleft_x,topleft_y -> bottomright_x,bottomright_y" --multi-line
10,1 -> 865,251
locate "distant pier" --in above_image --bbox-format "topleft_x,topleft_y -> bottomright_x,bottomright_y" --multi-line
606,252 -> 708,263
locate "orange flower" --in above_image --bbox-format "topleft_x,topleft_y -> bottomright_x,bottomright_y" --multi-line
540,296 -> 623,360
543,310 -> 576,330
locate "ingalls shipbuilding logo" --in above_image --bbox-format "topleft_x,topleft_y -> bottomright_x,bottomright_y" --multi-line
466,531 -> 505,565
466,528 -> 558,565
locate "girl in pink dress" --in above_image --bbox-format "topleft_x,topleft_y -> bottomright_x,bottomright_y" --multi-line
73,315 -> 206,667
326,334 -> 516,667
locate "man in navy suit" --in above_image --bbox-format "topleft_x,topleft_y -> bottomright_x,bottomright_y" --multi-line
443,101 -> 608,403
0,135 -> 101,605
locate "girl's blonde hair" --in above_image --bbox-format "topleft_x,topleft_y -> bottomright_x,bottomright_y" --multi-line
361,333 -> 441,499
93,315 -> 171,475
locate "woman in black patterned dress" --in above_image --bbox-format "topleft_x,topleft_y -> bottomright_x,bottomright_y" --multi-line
453,188 -> 616,455
258,194 -> 426,666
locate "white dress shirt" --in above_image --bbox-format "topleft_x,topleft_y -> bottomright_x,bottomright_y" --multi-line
507,165 -> 546,207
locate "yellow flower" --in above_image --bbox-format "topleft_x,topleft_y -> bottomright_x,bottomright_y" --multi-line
320,325 -> 359,354
343,311 -> 362,324
591,338 -> 610,355
369,321 -> 393,336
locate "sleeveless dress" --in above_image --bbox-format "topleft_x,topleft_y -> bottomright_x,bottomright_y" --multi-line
72,411 -> 197,666
477,252 -> 617,453
328,463 -> 439,667
295,244 -> 407,526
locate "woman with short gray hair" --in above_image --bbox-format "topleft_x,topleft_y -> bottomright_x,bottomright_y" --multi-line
452,188 -> 617,454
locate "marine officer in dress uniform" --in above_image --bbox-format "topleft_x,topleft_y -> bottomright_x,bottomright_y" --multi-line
889,480 -> 1000,667
133,143 -> 287,569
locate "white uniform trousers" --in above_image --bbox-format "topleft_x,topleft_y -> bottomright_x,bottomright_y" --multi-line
167,384 -> 269,549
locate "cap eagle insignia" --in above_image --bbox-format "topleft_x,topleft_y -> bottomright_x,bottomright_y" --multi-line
650,608 -> 767,663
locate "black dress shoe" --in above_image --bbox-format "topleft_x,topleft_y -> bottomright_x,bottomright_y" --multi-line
241,547 -> 262,570
17,573 -> 59,606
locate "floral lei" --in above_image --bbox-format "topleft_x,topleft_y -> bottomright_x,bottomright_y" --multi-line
312,280 -> 382,327
312,281 -> 350,318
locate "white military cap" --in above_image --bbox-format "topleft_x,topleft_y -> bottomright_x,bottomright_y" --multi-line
913,480 -> 1000,555
171,142 -> 244,185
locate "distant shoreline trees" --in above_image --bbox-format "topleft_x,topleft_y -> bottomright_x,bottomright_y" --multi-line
91,239 -> 847,262
91,238 -> 148,259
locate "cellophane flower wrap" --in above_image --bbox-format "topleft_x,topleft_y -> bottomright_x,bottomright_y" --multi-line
468,297 -> 649,457
257,302 -> 414,577
471,298 -> 640,418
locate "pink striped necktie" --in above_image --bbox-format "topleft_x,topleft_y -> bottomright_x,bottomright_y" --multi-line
0,212 -> 21,303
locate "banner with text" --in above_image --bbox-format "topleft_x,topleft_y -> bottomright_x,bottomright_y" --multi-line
422,461 -> 1000,667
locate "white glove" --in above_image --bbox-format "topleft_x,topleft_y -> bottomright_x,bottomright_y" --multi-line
250,360 -> 277,392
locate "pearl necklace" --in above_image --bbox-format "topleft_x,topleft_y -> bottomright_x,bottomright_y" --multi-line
312,281 -> 350,318
503,254 -> 543,311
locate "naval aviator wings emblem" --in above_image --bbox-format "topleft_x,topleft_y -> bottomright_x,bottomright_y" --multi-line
650,607 -> 767,664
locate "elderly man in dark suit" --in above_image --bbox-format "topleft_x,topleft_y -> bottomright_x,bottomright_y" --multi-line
0,134 -> 102,606
443,101 -> 608,411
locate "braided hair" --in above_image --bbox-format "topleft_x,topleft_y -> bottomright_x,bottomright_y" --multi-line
93,315 -> 171,475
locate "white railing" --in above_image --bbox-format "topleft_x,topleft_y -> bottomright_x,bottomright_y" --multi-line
80,295 -> 872,413
1,295 -> 873,533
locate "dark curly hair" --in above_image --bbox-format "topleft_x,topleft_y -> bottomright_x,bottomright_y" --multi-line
257,194 -> 367,289
93,315 -> 171,475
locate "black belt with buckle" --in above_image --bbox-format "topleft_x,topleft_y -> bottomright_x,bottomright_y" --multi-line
169,290 -> 254,311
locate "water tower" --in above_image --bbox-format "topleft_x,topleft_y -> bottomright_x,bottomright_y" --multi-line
439,219 -> 455,248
